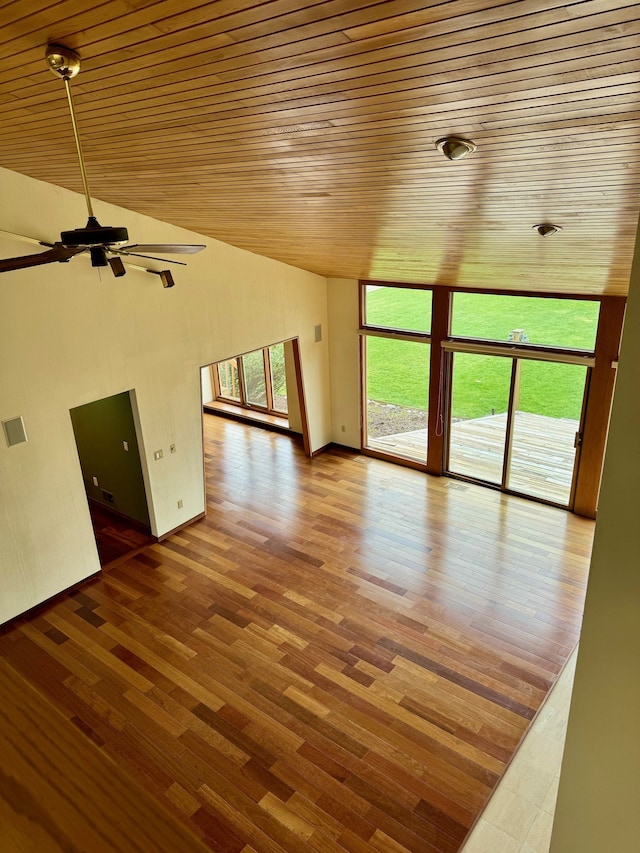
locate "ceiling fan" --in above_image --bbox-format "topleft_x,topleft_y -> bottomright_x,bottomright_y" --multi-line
0,44 -> 205,281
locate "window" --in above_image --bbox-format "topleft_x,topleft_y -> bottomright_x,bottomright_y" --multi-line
363,285 -> 432,334
268,342 -> 288,414
451,293 -> 599,351
212,344 -> 288,416
216,358 -> 240,401
364,336 -> 430,463
361,284 -> 432,464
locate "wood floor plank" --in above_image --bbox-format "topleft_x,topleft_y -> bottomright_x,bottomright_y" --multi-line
0,415 -> 593,850
0,657 -> 208,851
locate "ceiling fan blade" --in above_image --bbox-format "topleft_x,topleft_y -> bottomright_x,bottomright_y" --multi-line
122,244 -> 205,255
0,228 -> 54,248
0,244 -> 84,273
111,248 -> 187,265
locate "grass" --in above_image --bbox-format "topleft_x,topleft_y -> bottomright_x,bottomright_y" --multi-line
365,288 -> 598,420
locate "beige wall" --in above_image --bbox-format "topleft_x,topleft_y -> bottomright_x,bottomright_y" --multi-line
327,278 -> 361,447
0,167 -> 331,625
550,223 -> 640,849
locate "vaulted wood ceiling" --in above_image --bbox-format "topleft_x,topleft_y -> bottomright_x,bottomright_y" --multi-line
1,1 -> 639,294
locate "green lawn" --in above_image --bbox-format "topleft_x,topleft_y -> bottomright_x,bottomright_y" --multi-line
365,288 -> 598,420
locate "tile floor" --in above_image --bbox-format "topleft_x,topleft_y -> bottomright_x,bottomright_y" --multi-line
460,647 -> 577,852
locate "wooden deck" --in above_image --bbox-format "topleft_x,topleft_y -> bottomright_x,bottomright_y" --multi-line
369,411 -> 579,505
0,416 -> 594,851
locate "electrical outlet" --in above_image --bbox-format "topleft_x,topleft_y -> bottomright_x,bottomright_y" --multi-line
177,499 -> 183,509
170,443 -> 176,454
123,440 -> 129,451
154,449 -> 163,460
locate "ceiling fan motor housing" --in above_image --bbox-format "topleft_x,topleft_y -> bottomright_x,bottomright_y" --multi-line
61,217 -> 129,248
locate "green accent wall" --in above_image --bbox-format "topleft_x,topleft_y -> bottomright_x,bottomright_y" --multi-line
70,391 -> 150,527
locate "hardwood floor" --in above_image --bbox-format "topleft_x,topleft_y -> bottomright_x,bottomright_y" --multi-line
0,657 -> 208,851
89,501 -> 156,568
0,415 -> 594,851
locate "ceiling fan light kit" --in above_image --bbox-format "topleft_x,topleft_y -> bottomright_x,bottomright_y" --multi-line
108,256 -> 126,277
0,45 -> 205,281
158,270 -> 176,288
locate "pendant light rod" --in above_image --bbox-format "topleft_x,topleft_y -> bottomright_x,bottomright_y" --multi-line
62,76 -> 94,219
45,44 -> 94,219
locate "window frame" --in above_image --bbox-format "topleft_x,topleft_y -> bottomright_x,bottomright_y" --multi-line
449,291 -> 600,355
212,344 -> 288,417
358,280 -> 625,517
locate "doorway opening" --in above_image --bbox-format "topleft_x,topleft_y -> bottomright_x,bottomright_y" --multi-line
70,390 -> 154,567
201,337 -> 311,455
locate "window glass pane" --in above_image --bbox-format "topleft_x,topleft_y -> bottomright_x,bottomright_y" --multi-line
364,285 -> 432,334
365,336 -> 429,463
451,293 -> 599,351
242,350 -> 268,407
269,343 -> 288,414
217,359 -> 240,401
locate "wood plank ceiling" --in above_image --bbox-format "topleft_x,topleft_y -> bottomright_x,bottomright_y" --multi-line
0,0 -> 639,295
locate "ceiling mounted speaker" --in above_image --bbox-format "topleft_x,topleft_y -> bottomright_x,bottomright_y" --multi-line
435,136 -> 477,160
3,416 -> 27,447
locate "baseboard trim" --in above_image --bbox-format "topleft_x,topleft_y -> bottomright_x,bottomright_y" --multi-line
311,441 -> 360,457
0,570 -> 102,633
158,511 -> 206,541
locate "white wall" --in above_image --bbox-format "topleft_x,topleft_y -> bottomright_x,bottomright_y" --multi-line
0,167 -> 330,625
200,365 -> 214,404
283,340 -> 302,434
550,220 -> 640,850
327,278 -> 361,447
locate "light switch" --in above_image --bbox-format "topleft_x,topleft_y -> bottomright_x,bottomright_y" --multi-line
92,476 -> 99,487
123,440 -> 129,451
154,449 -> 163,460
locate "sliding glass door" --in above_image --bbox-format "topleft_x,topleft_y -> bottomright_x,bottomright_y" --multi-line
448,353 -> 512,485
506,360 -> 587,505
445,351 -> 589,507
